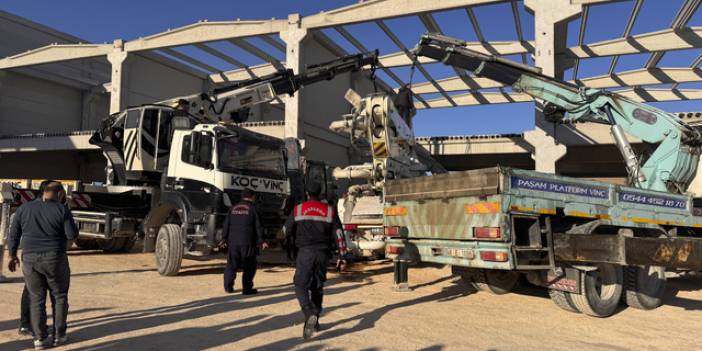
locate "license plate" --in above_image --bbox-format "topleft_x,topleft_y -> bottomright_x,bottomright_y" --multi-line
442,248 -> 474,259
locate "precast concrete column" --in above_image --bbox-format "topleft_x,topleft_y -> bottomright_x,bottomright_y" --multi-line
524,0 -> 582,173
280,14 -> 308,142
107,39 -> 129,114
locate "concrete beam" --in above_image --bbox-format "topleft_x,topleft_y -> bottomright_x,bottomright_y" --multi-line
417,135 -> 530,155
417,91 -> 532,108
123,20 -> 286,53
300,0 -> 503,29
209,62 -> 280,83
616,87 -> 702,102
568,27 -> 702,59
579,67 -> 702,88
0,44 -> 112,69
410,75 -> 505,94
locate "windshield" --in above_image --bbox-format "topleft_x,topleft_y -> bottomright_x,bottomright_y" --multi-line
217,135 -> 285,177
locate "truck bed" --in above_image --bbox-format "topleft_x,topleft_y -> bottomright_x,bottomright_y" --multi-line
385,167 -> 702,234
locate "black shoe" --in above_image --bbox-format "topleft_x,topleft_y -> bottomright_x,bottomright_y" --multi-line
54,334 -> 68,347
18,326 -> 32,336
314,320 -> 321,332
242,289 -> 258,295
33,337 -> 53,350
224,288 -> 235,294
302,314 -> 318,340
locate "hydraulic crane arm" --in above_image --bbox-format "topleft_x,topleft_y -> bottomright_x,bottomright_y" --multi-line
413,33 -> 702,193
173,51 -> 379,122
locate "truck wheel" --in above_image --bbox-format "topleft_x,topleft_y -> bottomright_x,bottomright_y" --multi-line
472,269 -> 520,295
571,264 -> 623,317
155,224 -> 183,276
624,265 -> 666,310
548,289 -> 580,313
99,237 -> 128,252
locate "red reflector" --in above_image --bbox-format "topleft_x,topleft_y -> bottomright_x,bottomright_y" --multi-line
387,246 -> 403,255
474,227 -> 501,239
384,226 -> 400,237
480,251 -> 509,262
343,224 -> 358,231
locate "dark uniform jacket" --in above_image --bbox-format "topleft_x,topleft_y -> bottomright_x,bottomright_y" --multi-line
222,200 -> 264,247
284,200 -> 346,255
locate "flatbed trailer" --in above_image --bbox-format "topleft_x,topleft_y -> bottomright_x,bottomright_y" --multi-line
384,167 -> 702,317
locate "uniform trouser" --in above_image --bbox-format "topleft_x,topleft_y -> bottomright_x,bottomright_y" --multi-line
22,252 -> 70,340
294,248 -> 330,318
224,245 -> 257,292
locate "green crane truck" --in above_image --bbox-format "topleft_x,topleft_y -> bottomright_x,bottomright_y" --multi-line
384,34 -> 702,317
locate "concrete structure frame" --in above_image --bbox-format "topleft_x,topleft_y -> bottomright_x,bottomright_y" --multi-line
2,1 -> 702,180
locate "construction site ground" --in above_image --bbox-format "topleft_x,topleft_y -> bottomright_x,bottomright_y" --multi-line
1,249 -> 701,351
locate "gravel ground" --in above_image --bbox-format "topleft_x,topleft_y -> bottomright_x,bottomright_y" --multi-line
0,249 -> 701,351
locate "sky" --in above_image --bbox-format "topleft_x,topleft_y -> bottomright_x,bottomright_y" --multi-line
2,0 -> 702,137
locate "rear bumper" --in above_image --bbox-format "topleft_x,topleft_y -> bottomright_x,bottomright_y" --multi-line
554,234 -> 702,270
386,238 -> 514,270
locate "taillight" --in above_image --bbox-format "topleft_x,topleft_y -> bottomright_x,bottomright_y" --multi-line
480,251 -> 509,262
384,226 -> 400,237
474,227 -> 501,239
387,245 -> 403,255
384,207 -> 408,216
343,224 -> 358,231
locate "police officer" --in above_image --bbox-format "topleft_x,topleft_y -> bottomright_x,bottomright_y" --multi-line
220,189 -> 267,295
284,181 -> 347,340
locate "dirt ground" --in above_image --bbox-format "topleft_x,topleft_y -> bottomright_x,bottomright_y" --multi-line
1,249 -> 701,351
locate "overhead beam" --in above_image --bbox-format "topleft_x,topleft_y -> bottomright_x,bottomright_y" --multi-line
194,43 -> 248,68
0,44 -> 112,69
228,38 -> 285,70
123,20 -> 287,52
410,75 -> 504,93
209,62 -> 279,83
301,0 -> 504,29
260,35 -> 286,53
644,0 -> 701,69
617,87 -> 702,102
578,67 -> 702,88
567,27 -> 702,58
160,48 -> 219,73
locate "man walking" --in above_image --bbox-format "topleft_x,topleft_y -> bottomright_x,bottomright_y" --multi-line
221,189 -> 267,295
7,181 -> 78,349
284,181 -> 347,340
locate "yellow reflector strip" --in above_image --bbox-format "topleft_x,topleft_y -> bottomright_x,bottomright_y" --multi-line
538,208 -> 557,215
384,207 -> 408,216
464,202 -> 501,214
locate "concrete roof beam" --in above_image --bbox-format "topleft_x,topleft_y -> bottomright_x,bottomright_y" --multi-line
0,44 -> 112,69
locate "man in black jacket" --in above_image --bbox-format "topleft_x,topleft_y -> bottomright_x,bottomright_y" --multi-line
7,181 -> 78,349
284,181 -> 347,340
220,189 -> 267,295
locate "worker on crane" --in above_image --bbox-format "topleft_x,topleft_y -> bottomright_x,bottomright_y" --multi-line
220,189 -> 267,295
283,181 -> 347,340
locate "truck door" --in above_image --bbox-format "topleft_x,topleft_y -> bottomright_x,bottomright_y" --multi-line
171,131 -> 217,209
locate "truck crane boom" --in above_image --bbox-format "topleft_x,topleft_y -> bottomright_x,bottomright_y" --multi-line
168,51 -> 379,123
413,33 -> 702,194
91,51 -> 378,185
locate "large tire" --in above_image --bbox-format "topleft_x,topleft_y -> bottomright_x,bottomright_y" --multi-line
155,224 -> 183,276
548,289 -> 580,313
624,265 -> 666,310
99,237 -> 128,252
570,264 -> 623,317
471,269 -> 520,295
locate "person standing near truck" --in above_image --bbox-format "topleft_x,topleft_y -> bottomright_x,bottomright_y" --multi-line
7,181 -> 78,349
220,189 -> 267,295
284,181 -> 347,340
